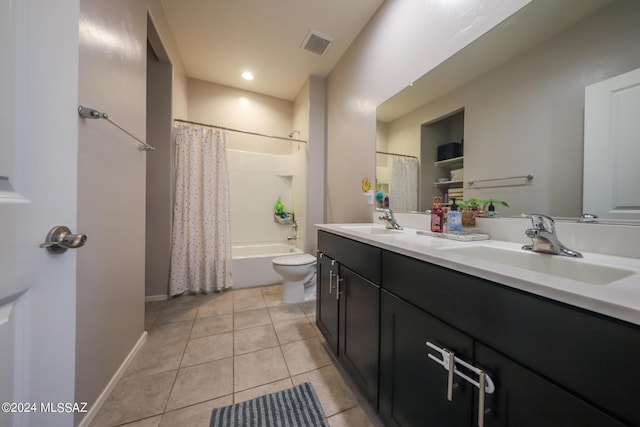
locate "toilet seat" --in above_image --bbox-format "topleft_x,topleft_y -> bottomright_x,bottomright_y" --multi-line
272,253 -> 316,266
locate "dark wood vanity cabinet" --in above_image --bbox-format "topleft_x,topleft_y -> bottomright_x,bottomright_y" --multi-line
316,231 -> 381,409
380,290 -> 475,427
474,343 -> 626,427
381,250 -> 636,427
338,266 -> 380,408
316,252 -> 339,354
380,290 -> 625,426
317,230 -> 639,426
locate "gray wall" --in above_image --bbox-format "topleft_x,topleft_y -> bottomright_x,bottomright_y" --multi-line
324,0 -> 531,223
305,76 -> 326,253
148,0 -> 189,119
146,32 -> 174,299
76,0 -> 147,422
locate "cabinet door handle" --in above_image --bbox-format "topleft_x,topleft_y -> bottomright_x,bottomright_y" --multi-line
478,370 -> 486,427
329,270 -> 335,295
328,260 -> 338,295
426,341 -> 496,414
335,275 -> 344,301
446,349 -> 455,401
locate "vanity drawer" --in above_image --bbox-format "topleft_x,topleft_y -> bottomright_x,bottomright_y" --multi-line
381,249 -> 640,426
318,231 -> 381,284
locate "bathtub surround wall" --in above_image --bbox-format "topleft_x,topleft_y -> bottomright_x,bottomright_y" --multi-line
228,149 -> 302,245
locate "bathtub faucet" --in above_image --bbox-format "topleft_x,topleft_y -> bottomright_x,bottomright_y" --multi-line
287,220 -> 298,241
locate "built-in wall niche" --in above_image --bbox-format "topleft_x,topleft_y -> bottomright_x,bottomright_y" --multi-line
419,109 -> 464,211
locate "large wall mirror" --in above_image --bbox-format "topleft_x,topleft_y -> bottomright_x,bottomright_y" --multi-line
376,0 -> 640,222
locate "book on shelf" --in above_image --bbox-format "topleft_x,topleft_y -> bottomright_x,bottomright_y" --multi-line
445,189 -> 463,204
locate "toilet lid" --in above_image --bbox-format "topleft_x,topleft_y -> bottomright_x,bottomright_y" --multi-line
273,253 -> 316,266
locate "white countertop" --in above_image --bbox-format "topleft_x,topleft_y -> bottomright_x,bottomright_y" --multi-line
317,223 -> 640,326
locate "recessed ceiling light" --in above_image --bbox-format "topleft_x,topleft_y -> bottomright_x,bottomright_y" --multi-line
241,71 -> 254,81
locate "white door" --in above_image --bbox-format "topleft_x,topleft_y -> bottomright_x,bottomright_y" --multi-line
1,2 -> 80,427
584,67 -> 640,221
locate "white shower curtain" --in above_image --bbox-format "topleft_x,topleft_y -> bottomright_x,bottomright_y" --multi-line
169,123 -> 232,295
390,156 -> 418,212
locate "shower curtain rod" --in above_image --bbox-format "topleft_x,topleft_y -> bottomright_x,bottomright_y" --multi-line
376,150 -> 418,160
174,119 -> 307,144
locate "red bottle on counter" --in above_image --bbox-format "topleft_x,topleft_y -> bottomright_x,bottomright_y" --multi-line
430,196 -> 443,233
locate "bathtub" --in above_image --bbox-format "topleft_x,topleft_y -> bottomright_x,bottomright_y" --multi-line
231,243 -> 302,288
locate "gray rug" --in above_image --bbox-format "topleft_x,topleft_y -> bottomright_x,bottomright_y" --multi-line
210,382 -> 330,427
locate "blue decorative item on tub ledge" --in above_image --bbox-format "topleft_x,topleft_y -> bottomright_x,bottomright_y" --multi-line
274,212 -> 293,225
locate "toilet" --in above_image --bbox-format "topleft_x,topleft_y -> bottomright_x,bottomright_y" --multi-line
272,253 -> 317,304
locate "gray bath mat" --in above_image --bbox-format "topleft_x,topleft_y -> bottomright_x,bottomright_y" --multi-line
210,382 -> 329,427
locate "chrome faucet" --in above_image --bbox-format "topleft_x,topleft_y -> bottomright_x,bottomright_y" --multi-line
379,209 -> 403,230
522,214 -> 582,258
287,220 -> 298,241
579,213 -> 599,223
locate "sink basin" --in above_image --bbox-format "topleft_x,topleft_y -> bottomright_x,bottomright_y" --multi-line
340,224 -> 405,235
442,245 -> 636,285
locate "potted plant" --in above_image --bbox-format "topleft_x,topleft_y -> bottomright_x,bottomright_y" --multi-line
459,198 -> 509,226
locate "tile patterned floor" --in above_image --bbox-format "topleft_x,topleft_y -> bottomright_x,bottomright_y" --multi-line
90,285 -> 375,427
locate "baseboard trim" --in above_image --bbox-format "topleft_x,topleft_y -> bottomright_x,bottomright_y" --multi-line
77,331 -> 148,427
145,294 -> 168,302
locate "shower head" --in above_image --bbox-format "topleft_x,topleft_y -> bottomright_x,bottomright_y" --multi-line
288,130 -> 300,138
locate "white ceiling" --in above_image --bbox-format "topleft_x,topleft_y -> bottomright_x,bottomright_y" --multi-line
160,0 -> 385,101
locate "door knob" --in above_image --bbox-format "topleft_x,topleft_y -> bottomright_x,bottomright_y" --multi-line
39,225 -> 87,254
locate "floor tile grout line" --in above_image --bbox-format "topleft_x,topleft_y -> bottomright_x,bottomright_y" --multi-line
158,291 -> 232,419
158,304 -> 197,417
135,286 -> 372,427
231,290 -> 236,402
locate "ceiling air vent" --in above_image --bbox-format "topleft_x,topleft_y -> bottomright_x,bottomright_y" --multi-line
302,30 -> 333,56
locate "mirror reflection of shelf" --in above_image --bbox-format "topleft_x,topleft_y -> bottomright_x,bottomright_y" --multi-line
434,180 -> 463,188
420,110 -> 465,211
434,155 -> 464,190
434,156 -> 463,169
434,155 -> 464,204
